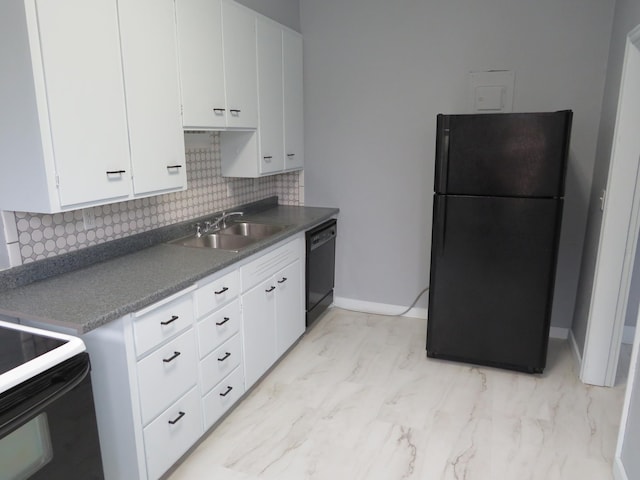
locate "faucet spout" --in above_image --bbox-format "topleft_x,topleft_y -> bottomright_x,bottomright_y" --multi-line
207,211 -> 244,232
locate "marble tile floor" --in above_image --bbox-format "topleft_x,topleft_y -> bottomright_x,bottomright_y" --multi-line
168,308 -> 627,480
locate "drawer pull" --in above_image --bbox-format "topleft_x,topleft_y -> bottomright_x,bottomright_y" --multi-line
287,153 -> 295,157
163,351 -> 181,363
218,352 -> 231,362
229,109 -> 241,114
215,287 -> 229,295
166,164 -> 183,170
160,315 -> 179,326
106,170 -> 126,175
168,411 -> 185,425
277,277 -> 287,284
220,386 -> 233,397
265,286 -> 276,293
216,317 -> 230,326
213,108 -> 226,113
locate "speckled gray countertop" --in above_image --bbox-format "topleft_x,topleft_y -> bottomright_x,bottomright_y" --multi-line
0,203 -> 338,334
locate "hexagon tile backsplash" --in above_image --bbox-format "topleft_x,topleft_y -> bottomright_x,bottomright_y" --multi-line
12,132 -> 302,264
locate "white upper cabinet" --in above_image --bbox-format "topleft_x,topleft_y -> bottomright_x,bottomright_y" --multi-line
220,16 -> 303,178
0,0 -> 132,213
118,0 -> 187,196
257,18 -> 285,174
0,0 -> 186,214
221,1 -> 258,129
175,0 -> 227,129
283,29 -> 304,172
175,0 -> 258,130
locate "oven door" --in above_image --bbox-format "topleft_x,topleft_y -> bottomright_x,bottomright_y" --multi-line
0,353 -> 104,479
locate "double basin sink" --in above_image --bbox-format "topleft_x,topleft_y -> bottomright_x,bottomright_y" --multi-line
168,222 -> 289,252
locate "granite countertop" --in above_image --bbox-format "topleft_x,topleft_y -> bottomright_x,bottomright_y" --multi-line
0,203 -> 338,334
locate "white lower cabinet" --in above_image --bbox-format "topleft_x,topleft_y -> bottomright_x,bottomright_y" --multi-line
44,234 -> 306,479
202,365 -> 245,430
243,277 -> 277,387
241,236 -> 305,389
137,329 -> 198,425
143,386 -> 203,480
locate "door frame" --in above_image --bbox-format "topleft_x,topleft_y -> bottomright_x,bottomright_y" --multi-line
580,25 -> 640,387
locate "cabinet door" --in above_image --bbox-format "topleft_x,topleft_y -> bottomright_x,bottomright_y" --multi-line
283,30 -> 304,171
242,277 -> 276,388
275,260 -> 304,357
36,0 -> 131,207
175,0 -> 227,129
119,0 -> 187,196
222,1 -> 258,129
257,18 -> 284,174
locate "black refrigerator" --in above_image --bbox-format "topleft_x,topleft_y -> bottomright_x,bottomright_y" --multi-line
426,110 -> 573,373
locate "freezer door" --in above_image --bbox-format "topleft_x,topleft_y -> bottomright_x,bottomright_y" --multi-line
426,194 -> 563,372
434,111 -> 572,197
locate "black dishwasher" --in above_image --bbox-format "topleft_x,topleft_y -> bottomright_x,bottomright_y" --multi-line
306,219 -> 337,329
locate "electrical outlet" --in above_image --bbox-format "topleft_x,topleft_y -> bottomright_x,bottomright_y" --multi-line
82,208 -> 96,230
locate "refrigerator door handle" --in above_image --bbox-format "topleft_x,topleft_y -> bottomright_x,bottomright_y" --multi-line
435,195 -> 447,255
436,115 -> 450,193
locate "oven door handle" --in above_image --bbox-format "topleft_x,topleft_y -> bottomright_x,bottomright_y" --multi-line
0,354 -> 91,437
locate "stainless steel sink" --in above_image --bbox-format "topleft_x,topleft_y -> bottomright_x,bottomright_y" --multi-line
220,222 -> 287,238
167,222 -> 289,251
168,233 -> 258,252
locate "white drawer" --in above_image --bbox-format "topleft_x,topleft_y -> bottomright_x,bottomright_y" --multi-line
200,333 -> 242,395
197,298 -> 241,358
240,237 -> 301,291
133,292 -> 194,357
137,329 -> 198,425
195,270 -> 240,317
143,386 -> 203,480
202,366 -> 245,430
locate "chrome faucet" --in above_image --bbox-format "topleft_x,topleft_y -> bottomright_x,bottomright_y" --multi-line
211,211 -> 244,230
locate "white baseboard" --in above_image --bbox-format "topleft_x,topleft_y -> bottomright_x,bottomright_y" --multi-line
622,326 -> 636,345
568,329 -> 583,370
613,457 -> 628,480
549,327 -> 569,339
333,296 -> 427,319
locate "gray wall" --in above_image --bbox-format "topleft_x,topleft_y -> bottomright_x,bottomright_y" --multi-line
572,0 -> 640,352
300,0 -> 615,328
235,0 -> 300,31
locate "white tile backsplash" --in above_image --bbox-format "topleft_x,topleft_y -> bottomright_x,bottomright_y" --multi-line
9,132 -> 302,264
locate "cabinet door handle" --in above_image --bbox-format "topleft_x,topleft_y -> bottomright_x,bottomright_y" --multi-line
160,315 -> 179,326
216,316 -> 230,326
168,411 -> 185,425
287,153 -> 295,157
218,352 -> 231,362
229,109 -> 241,114
163,351 -> 181,363
106,170 -> 126,175
215,287 -> 229,295
263,156 -> 273,162
265,286 -> 276,293
219,386 -> 233,397
166,164 -> 183,170
213,108 -> 226,113
277,277 -> 287,284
